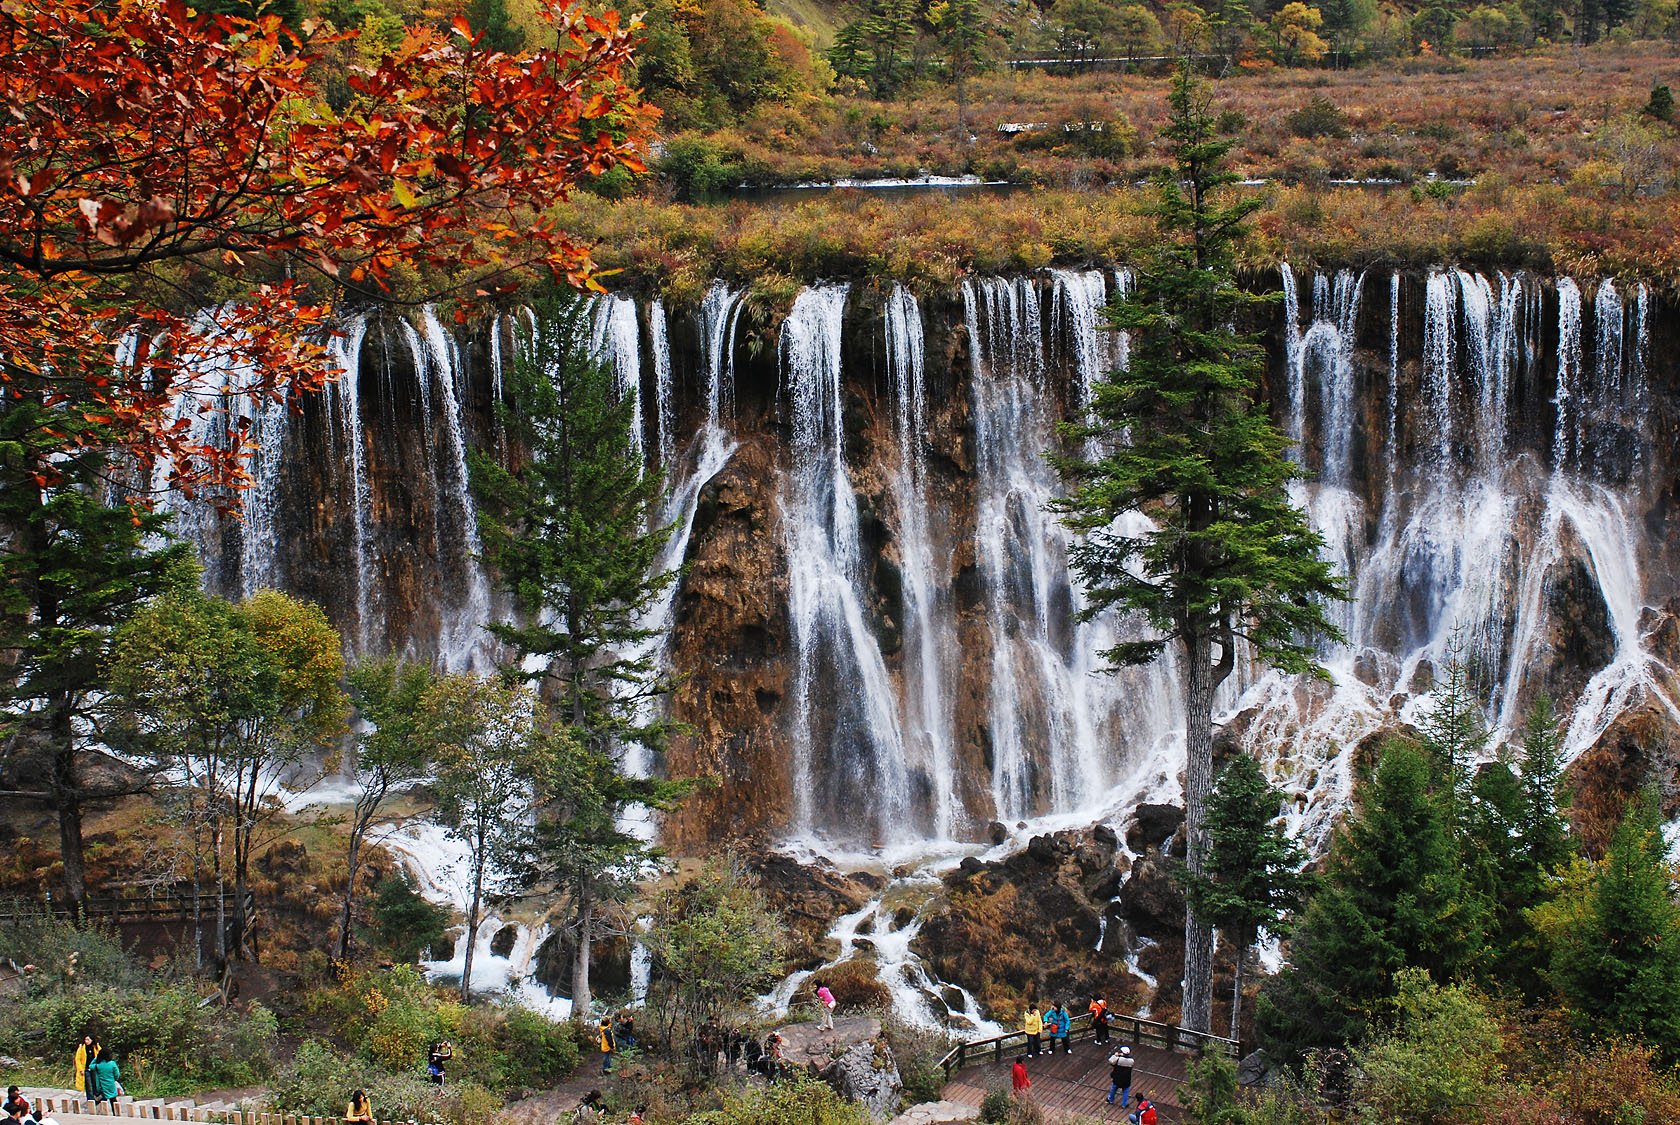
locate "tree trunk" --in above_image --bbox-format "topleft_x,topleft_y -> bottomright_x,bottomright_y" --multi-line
572,879 -> 595,1020
1180,628 -> 1216,1034
1228,937 -> 1245,1044
338,801 -> 374,962
54,746 -> 88,919
462,826 -> 486,1003
214,818 -> 227,966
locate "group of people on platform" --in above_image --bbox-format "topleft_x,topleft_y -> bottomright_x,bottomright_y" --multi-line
1012,997 -> 1158,1122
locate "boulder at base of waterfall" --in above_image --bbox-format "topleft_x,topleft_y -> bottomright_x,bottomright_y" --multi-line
914,825 -> 1142,1020
748,852 -> 886,967
776,1017 -> 904,1121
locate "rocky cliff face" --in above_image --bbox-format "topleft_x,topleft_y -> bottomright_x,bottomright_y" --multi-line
168,270 -> 1680,865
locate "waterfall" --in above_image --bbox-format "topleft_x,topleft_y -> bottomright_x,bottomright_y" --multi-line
1552,278 -> 1583,473
884,284 -> 959,840
782,284 -> 912,845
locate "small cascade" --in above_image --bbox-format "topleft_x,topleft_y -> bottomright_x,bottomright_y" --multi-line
649,299 -> 676,472
702,280 -> 748,425
782,284 -> 912,845
326,316 -> 378,654
236,382 -> 291,599
1049,267 -> 1116,417
1552,278 -> 1584,473
884,284 -> 959,840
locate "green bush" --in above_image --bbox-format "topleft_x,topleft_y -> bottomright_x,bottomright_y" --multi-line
880,1015 -> 948,1105
270,1040 -> 374,1116
499,1002 -> 579,1088
655,136 -> 741,202
682,1076 -> 872,1125
1285,96 -> 1350,139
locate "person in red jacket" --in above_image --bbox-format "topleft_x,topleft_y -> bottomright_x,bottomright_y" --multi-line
1128,1096 -> 1157,1124
1011,1056 -> 1031,1094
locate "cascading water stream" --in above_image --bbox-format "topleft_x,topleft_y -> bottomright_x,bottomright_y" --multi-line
884,284 -> 960,841
326,316 -> 378,654
782,284 -> 913,845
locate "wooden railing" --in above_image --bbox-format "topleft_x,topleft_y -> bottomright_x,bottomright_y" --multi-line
31,1096 -> 437,1125
0,887 -> 253,927
937,1009 -> 1239,1081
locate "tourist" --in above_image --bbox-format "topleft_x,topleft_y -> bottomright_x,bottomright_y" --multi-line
84,1049 -> 121,1107
1021,1005 -> 1043,1057
766,1030 -> 786,1082
628,1106 -> 647,1125
343,1090 -> 374,1125
815,979 -> 837,1031
615,1012 -> 638,1053
571,1090 -> 603,1125
598,1015 -> 617,1075
4,1089 -> 34,1125
1011,1056 -> 1031,1095
1089,995 -> 1110,1044
426,1040 -> 451,1086
1106,1045 -> 1134,1106
1048,1001 -> 1072,1054
743,1035 -> 766,1077
73,1035 -> 98,1095
1128,1095 -> 1157,1125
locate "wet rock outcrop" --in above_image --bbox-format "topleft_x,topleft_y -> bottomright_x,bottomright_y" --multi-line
777,1017 -> 904,1122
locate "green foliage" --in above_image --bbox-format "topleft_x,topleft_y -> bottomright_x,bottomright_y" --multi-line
1285,95 -> 1351,139
0,985 -> 278,1090
1644,83 -> 1675,121
1257,742 -> 1483,1062
1532,791 -> 1680,1060
1349,969 -> 1502,1122
833,0 -> 922,96
0,909 -> 141,992
465,0 -> 523,53
682,1076 -> 873,1124
642,859 -> 786,1052
370,875 -> 451,964
499,1001 -> 582,1086
270,1039 -> 502,1125
1415,645 -> 1487,815
881,1014 -> 951,1104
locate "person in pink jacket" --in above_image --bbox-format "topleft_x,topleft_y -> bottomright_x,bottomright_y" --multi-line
815,980 -> 837,1030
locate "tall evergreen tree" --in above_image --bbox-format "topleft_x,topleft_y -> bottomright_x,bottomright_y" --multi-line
1532,790 -> 1680,1059
929,0 -> 992,132
1054,63 -> 1346,1034
1256,742 -> 1484,1061
0,410 -> 195,915
1414,642 -> 1487,824
1184,755 -> 1311,1042
469,290 -> 685,1017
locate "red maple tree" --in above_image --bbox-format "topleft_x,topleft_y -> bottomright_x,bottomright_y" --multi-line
0,0 -> 655,496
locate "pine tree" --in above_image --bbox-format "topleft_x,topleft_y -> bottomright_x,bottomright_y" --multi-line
1054,63 -> 1346,1034
1256,742 -> 1484,1061
0,413 -> 195,916
1532,790 -> 1680,1059
1414,642 -> 1487,823
469,289 -> 686,1017
1184,755 -> 1311,1042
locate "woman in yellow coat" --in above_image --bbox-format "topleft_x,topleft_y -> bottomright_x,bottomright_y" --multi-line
1021,1007 -> 1043,1058
74,1035 -> 98,1094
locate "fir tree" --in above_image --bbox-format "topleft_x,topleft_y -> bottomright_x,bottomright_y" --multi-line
929,0 -> 992,132
0,412 -> 195,915
1256,742 -> 1484,1061
469,290 -> 686,1017
1054,62 -> 1346,1034
1414,641 -> 1487,823
1184,755 -> 1311,1042
1532,790 -> 1680,1059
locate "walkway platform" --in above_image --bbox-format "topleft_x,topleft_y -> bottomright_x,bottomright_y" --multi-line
940,1041 -> 1190,1123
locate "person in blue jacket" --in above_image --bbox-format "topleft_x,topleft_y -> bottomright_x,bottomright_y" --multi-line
1047,1002 -> 1072,1053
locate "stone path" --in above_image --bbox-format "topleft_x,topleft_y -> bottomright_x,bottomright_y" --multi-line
940,1041 -> 1191,1124
887,1099 -> 980,1124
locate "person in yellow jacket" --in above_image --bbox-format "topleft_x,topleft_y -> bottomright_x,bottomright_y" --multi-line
1022,1006 -> 1043,1058
74,1034 -> 98,1094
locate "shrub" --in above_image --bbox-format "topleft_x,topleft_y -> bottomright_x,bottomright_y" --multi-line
270,1040 -> 373,1116
681,1075 -> 872,1124
1644,84 -> 1674,122
500,1002 -> 580,1088
1285,96 -> 1350,140
1349,969 -> 1502,1124
655,137 -> 741,202
978,1080 -> 1013,1123
880,1015 -> 949,1105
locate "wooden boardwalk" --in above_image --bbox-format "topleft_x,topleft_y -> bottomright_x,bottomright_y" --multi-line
941,1040 -> 1192,1123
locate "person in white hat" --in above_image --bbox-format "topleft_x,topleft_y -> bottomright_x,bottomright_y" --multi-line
1106,1044 -> 1134,1106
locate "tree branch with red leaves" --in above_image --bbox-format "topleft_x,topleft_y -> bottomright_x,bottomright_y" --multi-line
0,0 -> 654,496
